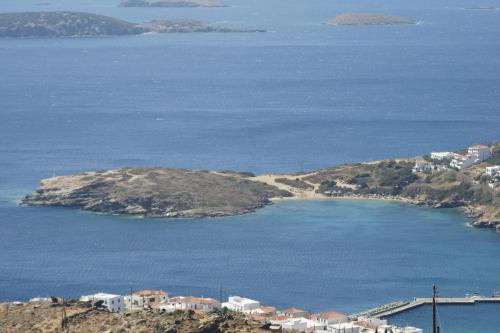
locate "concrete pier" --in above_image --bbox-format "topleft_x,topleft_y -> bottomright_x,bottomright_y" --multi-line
350,296 -> 500,319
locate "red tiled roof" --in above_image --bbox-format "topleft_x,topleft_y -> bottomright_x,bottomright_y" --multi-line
259,306 -> 276,313
282,307 -> 307,313
320,312 -> 346,319
354,321 -> 378,330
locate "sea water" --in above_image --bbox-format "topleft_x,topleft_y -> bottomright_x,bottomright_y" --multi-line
1,0 -> 499,331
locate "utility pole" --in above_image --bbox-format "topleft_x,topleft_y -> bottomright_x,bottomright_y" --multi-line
130,283 -> 133,310
61,297 -> 68,333
432,285 -> 438,333
218,283 -> 223,304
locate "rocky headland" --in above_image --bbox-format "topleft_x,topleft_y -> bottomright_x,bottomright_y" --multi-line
0,11 -> 264,38
22,144 -> 499,232
119,0 -> 227,7
326,13 -> 416,26
22,168 -> 291,218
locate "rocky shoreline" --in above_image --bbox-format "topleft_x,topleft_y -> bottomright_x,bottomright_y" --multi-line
329,193 -> 500,232
21,168 -> 291,218
22,144 -> 499,233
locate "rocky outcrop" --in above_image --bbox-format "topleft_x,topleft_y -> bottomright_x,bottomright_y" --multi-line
326,13 -> 415,26
0,302 -> 267,333
22,168 -> 291,218
473,219 -> 500,231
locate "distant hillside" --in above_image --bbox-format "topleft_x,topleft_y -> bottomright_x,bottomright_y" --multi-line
326,13 -> 416,26
119,0 -> 226,7
0,11 -> 144,38
0,302 -> 266,333
0,11 -> 264,38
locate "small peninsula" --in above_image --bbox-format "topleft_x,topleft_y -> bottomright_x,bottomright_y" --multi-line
22,168 -> 291,218
326,13 -> 416,26
0,12 -> 263,38
119,0 -> 226,7
23,143 -> 499,231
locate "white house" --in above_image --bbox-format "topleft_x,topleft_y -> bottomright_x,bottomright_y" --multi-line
222,296 -> 260,313
355,316 -> 387,327
168,296 -> 221,312
468,144 -> 491,162
272,317 -> 324,332
486,166 -> 500,176
279,307 -> 309,318
255,305 -> 277,317
280,318 -> 308,331
127,290 -> 168,309
328,322 -> 360,333
395,327 -> 423,333
413,158 -> 432,173
313,312 -> 348,325
80,293 -> 124,312
29,297 -> 52,303
450,154 -> 476,170
430,152 -> 455,160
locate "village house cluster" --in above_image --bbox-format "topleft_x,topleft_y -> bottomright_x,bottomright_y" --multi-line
412,143 -> 499,189
74,291 -> 422,333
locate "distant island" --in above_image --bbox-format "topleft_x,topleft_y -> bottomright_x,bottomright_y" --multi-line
119,0 -> 226,7
23,143 -> 499,231
463,6 -> 497,10
326,13 -> 416,26
0,11 -> 264,38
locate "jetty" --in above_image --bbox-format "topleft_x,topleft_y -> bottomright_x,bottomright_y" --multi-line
350,295 -> 500,320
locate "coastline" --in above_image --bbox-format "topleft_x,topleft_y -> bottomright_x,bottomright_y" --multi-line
22,147 -> 499,232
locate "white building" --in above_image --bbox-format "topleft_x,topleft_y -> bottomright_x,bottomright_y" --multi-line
126,290 -> 168,309
222,296 -> 260,313
80,293 -> 124,312
413,158 -> 432,173
272,317 -> 324,332
279,307 -> 310,318
396,327 -> 423,333
255,305 -> 277,317
468,144 -> 491,162
29,297 -> 52,303
168,296 -> 220,312
486,165 -> 500,176
355,316 -> 388,327
280,318 -> 308,331
314,312 -> 348,325
430,152 -> 455,160
450,154 -> 476,170
328,322 -> 360,333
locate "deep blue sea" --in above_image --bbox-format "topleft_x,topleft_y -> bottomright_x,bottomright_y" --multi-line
0,0 -> 499,331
